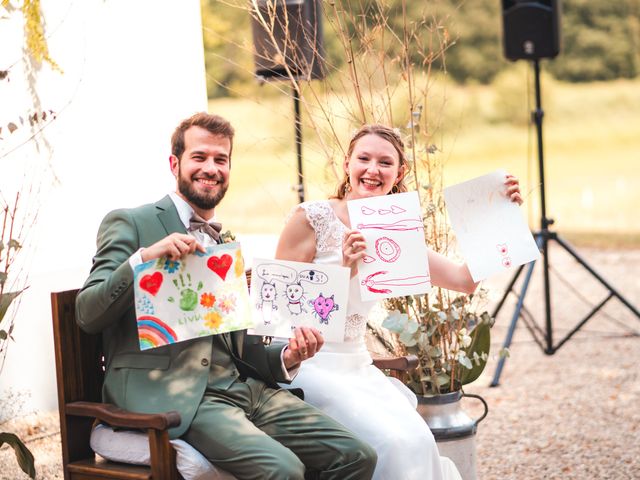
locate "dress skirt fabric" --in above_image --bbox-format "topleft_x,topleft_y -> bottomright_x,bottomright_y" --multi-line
290,340 -> 458,480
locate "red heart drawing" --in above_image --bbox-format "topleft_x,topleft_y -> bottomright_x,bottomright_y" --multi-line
139,271 -> 163,296
207,254 -> 233,280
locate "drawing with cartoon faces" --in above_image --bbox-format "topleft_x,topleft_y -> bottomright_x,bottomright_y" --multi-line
249,259 -> 349,342
285,282 -> 307,315
256,281 -> 278,325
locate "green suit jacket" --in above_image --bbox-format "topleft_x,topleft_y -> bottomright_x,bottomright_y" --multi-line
76,195 -> 289,438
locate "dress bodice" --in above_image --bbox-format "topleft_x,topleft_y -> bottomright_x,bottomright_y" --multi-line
299,200 -> 375,343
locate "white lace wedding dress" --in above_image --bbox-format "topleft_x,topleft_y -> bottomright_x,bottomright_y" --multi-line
288,201 -> 461,480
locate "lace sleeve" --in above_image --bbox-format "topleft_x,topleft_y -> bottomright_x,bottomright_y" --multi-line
299,201 -> 344,253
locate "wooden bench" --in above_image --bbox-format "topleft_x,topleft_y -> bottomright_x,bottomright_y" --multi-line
51,288 -> 417,480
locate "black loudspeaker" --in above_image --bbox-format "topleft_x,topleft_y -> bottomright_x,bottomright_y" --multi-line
501,0 -> 561,60
251,0 -> 325,80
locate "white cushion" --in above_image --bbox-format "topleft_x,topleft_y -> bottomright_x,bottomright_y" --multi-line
90,423 -> 237,480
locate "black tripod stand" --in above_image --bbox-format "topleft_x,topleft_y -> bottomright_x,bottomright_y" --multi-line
490,59 -> 640,387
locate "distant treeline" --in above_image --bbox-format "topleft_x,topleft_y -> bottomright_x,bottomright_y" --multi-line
202,0 -> 640,98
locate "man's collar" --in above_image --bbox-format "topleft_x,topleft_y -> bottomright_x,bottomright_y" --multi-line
168,192 -> 195,229
168,192 -> 217,225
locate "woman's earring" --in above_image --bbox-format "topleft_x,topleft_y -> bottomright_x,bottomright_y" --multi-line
344,175 -> 352,194
391,183 -> 399,194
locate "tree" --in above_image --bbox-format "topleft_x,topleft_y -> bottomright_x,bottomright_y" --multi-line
200,0 -> 640,99
548,0 -> 640,81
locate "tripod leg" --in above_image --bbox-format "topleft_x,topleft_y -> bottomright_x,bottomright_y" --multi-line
554,293 -> 615,351
492,265 -> 525,318
554,235 -> 640,319
490,260 -> 537,387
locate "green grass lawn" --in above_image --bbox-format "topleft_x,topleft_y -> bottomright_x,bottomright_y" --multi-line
212,77 -> 640,246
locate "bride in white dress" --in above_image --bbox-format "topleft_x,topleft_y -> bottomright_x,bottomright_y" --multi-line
275,125 -> 523,480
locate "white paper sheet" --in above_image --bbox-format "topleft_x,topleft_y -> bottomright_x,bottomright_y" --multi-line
249,258 -> 350,343
444,169 -> 540,282
347,191 -> 431,301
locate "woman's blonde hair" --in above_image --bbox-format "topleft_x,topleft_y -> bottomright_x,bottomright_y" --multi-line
334,124 -> 410,199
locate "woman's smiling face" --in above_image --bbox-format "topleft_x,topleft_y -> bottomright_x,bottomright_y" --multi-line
344,133 -> 405,200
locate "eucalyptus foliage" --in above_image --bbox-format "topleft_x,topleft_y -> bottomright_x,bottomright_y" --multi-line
383,294 -> 494,395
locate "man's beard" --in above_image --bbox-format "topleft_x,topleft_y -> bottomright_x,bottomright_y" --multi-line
178,171 -> 228,211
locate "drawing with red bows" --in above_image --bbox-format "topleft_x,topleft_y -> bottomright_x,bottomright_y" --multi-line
362,271 -> 431,294
347,191 -> 432,301
361,205 -> 407,216
356,217 -> 424,232
375,237 -> 401,263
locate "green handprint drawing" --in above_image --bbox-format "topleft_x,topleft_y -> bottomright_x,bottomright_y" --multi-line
168,273 -> 204,311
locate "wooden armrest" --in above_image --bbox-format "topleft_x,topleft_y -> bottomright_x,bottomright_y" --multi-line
66,401 -> 181,430
372,354 -> 419,371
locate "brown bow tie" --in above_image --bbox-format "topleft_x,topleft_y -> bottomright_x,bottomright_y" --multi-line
188,214 -> 222,241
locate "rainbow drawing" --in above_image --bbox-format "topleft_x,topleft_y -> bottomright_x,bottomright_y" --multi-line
137,315 -> 179,350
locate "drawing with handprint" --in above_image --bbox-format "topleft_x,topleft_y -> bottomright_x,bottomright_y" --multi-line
133,242 -> 252,350
167,273 -> 203,311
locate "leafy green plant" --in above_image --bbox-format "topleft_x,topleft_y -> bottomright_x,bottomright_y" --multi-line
0,432 -> 35,479
383,298 -> 494,395
0,196 -> 35,479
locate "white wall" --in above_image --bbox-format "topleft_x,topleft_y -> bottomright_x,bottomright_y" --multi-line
0,0 -> 208,416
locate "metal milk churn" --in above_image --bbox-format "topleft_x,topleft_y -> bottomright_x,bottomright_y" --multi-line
416,391 -> 488,480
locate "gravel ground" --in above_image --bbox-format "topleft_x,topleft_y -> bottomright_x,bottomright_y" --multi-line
1,245 -> 638,479
471,245 -> 640,480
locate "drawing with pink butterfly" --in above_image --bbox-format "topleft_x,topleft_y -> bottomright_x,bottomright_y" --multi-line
133,241 -> 253,350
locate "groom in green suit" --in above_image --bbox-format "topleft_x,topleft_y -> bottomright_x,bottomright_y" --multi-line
76,112 -> 376,479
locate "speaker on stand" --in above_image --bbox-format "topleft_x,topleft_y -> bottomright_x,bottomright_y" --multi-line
491,0 -> 640,386
250,0 -> 326,203
502,0 -> 560,61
